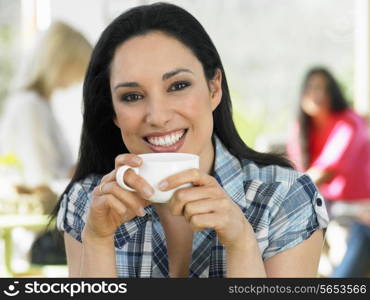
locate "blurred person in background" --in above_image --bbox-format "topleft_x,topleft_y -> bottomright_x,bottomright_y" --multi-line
331,209 -> 370,277
0,21 -> 92,196
287,66 -> 370,277
0,21 -> 92,273
50,29 -> 93,164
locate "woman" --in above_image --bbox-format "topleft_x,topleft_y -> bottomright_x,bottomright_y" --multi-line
0,21 -> 92,190
288,67 -> 370,202
55,3 -> 328,278
287,67 -> 370,277
287,67 -> 370,201
0,21 -> 92,273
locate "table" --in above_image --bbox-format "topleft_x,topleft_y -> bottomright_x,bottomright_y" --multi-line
0,214 -> 51,276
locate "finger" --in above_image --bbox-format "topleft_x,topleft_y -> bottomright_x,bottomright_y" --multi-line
102,181 -> 149,216
114,153 -> 142,169
169,186 -> 218,216
182,198 -> 216,222
158,168 -> 216,191
94,170 -> 117,198
189,213 -> 218,232
100,166 -> 135,184
119,168 -> 154,200
103,194 -> 128,217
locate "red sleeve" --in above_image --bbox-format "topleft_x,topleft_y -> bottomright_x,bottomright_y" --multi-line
311,120 -> 355,173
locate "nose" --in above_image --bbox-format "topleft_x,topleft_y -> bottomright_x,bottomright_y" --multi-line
144,97 -> 173,128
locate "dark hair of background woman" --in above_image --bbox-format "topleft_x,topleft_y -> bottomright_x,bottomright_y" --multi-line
298,66 -> 349,169
51,2 -> 292,220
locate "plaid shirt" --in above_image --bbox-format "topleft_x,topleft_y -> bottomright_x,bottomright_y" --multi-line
57,135 -> 329,277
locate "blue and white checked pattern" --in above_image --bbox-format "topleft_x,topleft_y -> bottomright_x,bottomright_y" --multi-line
57,135 -> 329,277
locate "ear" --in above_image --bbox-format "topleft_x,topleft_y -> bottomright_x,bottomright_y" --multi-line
209,68 -> 222,111
113,115 -> 120,128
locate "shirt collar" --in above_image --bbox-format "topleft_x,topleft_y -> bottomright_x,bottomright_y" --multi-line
212,135 -> 247,209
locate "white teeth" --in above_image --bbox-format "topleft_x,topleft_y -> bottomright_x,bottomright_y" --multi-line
147,130 -> 185,147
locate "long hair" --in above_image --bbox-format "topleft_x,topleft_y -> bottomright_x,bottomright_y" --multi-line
25,21 -> 92,100
51,2 -> 292,220
298,67 -> 349,169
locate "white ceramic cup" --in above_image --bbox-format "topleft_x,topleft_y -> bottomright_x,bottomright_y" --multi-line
115,153 -> 199,203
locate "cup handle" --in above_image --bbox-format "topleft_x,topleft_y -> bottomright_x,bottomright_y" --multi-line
116,165 -> 139,192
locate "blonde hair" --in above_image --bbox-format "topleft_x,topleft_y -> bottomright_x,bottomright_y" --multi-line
25,21 -> 92,100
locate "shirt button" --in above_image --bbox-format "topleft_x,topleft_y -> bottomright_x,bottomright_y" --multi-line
316,198 -> 323,207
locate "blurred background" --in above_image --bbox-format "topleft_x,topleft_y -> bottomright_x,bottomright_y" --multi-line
0,0 -> 369,278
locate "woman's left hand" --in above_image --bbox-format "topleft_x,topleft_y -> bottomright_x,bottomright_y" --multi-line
158,168 -> 255,249
357,210 -> 370,226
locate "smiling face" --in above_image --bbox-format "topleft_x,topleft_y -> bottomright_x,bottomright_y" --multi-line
109,31 -> 222,173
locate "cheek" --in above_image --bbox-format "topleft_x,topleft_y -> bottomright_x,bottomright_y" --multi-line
181,88 -> 213,117
301,97 -> 317,115
114,106 -> 142,134
178,93 -> 214,136
303,96 -> 318,108
181,97 -> 213,125
322,96 -> 332,109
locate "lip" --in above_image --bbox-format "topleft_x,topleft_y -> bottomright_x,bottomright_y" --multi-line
143,129 -> 188,152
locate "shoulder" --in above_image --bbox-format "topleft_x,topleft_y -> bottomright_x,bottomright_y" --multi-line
240,160 -> 328,259
10,90 -> 43,105
241,160 -> 309,210
213,135 -> 326,224
242,158 -> 319,206
241,159 -> 327,227
57,175 -> 101,220
64,174 -> 102,204
328,109 -> 370,144
334,109 -> 365,128
56,174 -> 102,241
4,91 -> 48,116
242,159 -> 301,185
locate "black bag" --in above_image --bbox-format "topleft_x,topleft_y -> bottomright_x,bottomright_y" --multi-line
30,229 -> 67,265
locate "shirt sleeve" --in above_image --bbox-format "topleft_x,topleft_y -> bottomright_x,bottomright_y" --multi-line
311,120 -> 355,173
56,178 -> 98,242
263,174 -> 329,260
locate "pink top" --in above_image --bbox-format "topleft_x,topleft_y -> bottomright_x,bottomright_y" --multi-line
287,109 -> 370,201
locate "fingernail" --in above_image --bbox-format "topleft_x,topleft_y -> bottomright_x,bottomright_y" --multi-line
139,207 -> 147,217
143,186 -> 153,198
158,180 -> 168,190
133,157 -> 142,165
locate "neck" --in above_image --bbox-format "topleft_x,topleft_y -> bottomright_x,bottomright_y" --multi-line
311,112 -> 330,129
199,138 -> 215,175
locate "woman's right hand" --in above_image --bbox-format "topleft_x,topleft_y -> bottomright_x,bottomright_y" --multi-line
82,154 -> 153,242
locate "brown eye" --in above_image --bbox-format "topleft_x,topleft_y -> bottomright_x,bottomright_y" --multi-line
120,93 -> 143,102
168,81 -> 191,92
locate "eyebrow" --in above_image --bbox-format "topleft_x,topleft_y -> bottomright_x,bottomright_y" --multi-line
162,68 -> 193,80
113,68 -> 193,90
114,82 -> 139,90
